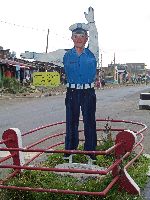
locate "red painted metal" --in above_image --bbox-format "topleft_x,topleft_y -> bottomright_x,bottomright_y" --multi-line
0,176 -> 120,197
115,130 -> 136,158
0,119 -> 147,197
2,129 -> 22,169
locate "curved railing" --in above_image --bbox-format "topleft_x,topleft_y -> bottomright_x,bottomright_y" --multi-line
0,118 -> 147,197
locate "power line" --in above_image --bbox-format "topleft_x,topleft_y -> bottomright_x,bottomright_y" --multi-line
0,19 -> 71,42
0,19 -> 46,32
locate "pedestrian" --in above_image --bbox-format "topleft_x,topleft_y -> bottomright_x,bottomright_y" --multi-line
63,22 -> 97,163
101,78 -> 105,90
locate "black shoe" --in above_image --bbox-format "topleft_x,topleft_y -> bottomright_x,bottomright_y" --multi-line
88,154 -> 97,161
63,154 -> 72,160
63,154 -> 73,163
87,155 -> 97,164
63,153 -> 71,158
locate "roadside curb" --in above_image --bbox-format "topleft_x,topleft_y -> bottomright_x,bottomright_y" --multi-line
0,85 -> 129,100
0,91 -> 66,100
0,84 -> 149,100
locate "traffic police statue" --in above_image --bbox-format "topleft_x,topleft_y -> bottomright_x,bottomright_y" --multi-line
63,7 -> 99,163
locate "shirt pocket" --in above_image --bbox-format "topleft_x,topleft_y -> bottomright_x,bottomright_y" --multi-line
86,58 -> 96,78
67,60 -> 77,80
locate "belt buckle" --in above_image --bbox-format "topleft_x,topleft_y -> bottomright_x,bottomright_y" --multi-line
78,84 -> 82,89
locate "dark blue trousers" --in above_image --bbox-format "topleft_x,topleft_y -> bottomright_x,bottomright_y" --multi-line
65,88 -> 97,151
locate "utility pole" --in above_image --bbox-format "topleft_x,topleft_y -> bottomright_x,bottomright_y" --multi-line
113,52 -> 118,83
98,53 -> 103,89
46,28 -> 49,53
100,53 -> 103,81
113,52 -> 115,66
100,53 -> 103,68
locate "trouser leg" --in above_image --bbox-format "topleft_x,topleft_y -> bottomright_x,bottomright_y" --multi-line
65,89 -> 80,150
81,88 -> 97,151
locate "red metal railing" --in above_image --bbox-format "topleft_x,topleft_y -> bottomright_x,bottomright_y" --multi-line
0,119 -> 147,196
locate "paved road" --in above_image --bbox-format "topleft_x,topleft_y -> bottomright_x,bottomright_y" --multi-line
0,84 -> 150,152
0,84 -> 150,199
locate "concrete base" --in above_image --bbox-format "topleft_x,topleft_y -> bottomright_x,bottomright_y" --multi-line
55,163 -> 106,179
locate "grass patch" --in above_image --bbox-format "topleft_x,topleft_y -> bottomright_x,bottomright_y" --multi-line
0,141 -> 150,200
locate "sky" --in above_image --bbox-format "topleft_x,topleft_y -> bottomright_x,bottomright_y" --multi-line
0,0 -> 150,68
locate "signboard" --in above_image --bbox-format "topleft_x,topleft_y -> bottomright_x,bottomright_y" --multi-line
33,71 -> 60,87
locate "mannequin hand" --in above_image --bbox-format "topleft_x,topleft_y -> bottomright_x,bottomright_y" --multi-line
84,7 -> 95,23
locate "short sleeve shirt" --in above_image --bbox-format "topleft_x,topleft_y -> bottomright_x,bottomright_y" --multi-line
63,47 -> 97,84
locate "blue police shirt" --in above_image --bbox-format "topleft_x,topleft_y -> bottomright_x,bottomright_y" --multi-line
63,47 -> 97,84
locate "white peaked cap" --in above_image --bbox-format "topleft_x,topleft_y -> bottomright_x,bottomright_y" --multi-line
69,23 -> 89,32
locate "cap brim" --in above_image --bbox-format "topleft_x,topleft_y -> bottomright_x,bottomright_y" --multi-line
72,28 -> 87,34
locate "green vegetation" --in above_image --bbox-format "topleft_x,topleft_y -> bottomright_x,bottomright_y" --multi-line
0,77 -> 28,94
0,77 -> 66,95
0,76 -> 42,95
0,141 -> 150,200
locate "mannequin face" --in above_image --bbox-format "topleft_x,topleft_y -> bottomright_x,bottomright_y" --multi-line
71,33 -> 88,49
